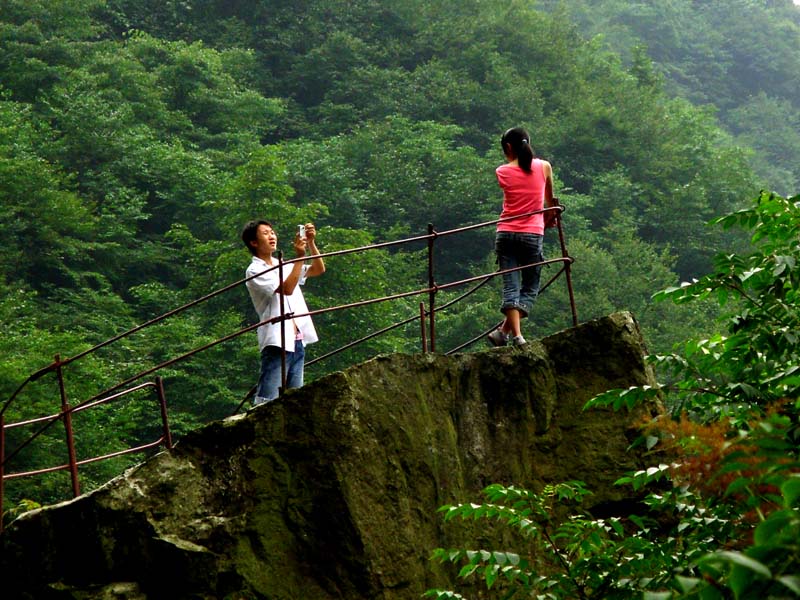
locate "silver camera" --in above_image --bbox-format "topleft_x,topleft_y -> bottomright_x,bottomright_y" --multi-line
297,224 -> 306,238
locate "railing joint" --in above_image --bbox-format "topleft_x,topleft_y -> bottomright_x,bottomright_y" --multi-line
268,311 -> 295,325
29,361 -> 59,382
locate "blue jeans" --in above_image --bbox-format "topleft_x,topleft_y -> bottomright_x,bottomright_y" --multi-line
254,340 -> 305,405
495,232 -> 543,317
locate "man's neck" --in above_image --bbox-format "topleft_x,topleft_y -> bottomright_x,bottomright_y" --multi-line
256,251 -> 274,264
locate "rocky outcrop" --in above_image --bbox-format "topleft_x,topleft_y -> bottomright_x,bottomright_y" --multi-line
0,312 -> 661,599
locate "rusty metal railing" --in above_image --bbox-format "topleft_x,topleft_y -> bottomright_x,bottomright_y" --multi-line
1,204 -> 575,528
0,376 -> 171,532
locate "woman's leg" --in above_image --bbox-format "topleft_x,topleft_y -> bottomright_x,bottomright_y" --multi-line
519,234 -> 544,313
496,232 -> 522,314
496,232 -> 528,338
503,309 -> 522,337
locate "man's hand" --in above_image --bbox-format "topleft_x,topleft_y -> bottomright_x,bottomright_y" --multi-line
293,229 -> 308,257
303,222 -> 325,277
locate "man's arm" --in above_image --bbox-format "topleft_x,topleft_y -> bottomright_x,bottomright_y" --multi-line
303,223 -> 325,278
276,230 -> 308,295
277,258 -> 306,295
278,222 -> 325,294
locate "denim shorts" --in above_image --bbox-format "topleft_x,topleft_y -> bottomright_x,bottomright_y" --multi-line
495,231 -> 544,317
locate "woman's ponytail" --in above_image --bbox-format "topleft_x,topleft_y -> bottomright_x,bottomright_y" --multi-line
500,127 -> 534,172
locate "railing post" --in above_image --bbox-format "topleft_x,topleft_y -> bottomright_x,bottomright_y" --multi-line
155,376 -> 173,450
427,223 -> 436,352
55,354 -> 80,498
1,413 -> 5,534
554,205 -> 578,326
419,302 -> 428,353
277,250 -> 287,396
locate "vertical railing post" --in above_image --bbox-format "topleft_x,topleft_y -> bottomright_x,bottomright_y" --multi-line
277,251 -> 287,396
553,203 -> 578,326
0,413 -> 5,534
55,354 -> 80,498
155,376 -> 173,450
419,302 -> 428,353
427,223 -> 437,352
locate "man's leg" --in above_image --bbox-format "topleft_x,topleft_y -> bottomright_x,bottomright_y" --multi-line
254,346 -> 283,405
284,340 -> 306,390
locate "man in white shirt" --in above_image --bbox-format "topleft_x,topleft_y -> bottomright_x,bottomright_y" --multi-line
242,220 -> 326,405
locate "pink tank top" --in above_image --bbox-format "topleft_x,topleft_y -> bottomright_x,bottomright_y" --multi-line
495,159 -> 546,235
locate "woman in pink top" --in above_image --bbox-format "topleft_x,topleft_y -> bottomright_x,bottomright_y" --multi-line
487,126 -> 555,347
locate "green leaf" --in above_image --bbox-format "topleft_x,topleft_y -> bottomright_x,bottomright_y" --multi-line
701,551 -> 772,578
776,575 -> 800,596
676,575 -> 701,592
697,586 -> 724,600
484,564 -> 499,588
459,563 -> 478,578
724,476 -> 752,496
423,589 -> 466,599
754,509 -> 799,545
781,474 -> 800,507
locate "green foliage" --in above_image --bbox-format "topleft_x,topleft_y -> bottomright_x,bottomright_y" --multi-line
0,98 -> 98,291
433,192 -> 800,598
728,93 -> 800,197
280,117 -> 498,283
430,432 -> 800,599
541,0 -> 800,203
658,191 -> 799,418
428,480 -> 719,599
656,412 -> 800,600
587,192 -> 800,420
306,226 -> 427,372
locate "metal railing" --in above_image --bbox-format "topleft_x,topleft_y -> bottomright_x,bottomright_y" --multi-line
1,204 -> 575,529
0,374 -> 172,531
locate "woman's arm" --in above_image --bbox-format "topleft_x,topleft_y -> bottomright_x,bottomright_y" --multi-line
543,161 -> 555,208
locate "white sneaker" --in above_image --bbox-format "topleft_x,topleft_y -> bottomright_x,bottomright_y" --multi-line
511,335 -> 527,346
487,329 -> 509,347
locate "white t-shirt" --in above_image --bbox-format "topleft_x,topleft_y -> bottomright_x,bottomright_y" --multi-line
245,256 -> 319,353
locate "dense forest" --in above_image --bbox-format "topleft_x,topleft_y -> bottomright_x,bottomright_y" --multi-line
540,0 -> 800,198
1,0 -> 798,516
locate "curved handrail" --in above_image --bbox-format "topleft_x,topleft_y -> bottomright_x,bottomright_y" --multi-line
3,203 -> 571,417
2,204 -> 566,413
1,204 -> 574,516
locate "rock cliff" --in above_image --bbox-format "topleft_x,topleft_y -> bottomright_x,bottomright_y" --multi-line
0,312 -> 662,599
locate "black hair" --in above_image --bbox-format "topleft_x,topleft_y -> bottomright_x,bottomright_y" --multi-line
500,127 -> 534,173
241,219 -> 272,255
